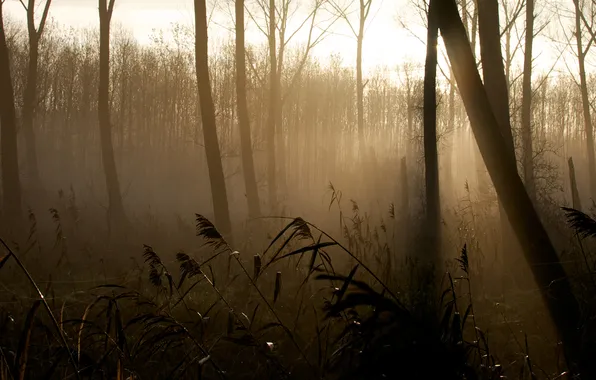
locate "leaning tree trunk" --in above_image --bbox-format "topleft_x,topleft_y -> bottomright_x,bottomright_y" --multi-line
477,0 -> 525,291
235,0 -> 261,219
437,0 -> 589,375
194,0 -> 233,236
0,2 -> 23,226
98,0 -> 127,229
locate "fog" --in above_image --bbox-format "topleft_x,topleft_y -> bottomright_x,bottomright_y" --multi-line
1,0 -> 596,379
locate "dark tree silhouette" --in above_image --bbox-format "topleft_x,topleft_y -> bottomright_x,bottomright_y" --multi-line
235,0 -> 261,219
267,0 -> 278,211
521,0 -> 535,200
98,0 -> 127,229
477,0 -> 524,290
19,0 -> 52,194
573,0 -> 596,198
0,1 -> 23,226
194,0 -> 233,236
438,0 -> 590,375
423,0 -> 440,276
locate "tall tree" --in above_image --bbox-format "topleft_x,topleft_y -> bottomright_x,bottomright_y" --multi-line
477,0 -> 523,289
422,0 -> 440,303
19,0 -> 52,194
194,0 -> 233,235
248,0 -> 332,210
521,0 -> 535,200
573,0 -> 596,198
423,0 -> 440,266
330,0 -> 373,157
98,0 -> 127,229
438,0 -> 589,374
267,0 -> 278,210
0,0 -> 23,225
235,0 -> 261,219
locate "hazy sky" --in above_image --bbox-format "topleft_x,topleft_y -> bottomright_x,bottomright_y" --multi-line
4,0 -> 429,74
3,0 -> 573,78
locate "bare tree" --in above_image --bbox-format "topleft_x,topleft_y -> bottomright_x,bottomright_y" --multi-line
99,0 -> 127,229
267,0 -> 278,209
477,0 -> 523,290
195,0 -> 233,235
572,0 -> 596,198
521,0 -> 535,200
423,0 -> 440,265
330,0 -> 373,157
0,0 -> 23,225
19,0 -> 52,194
438,0 -> 589,374
236,0 -> 261,218
247,0 -> 335,210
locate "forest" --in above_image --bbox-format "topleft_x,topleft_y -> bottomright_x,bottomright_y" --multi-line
1,0 -> 596,378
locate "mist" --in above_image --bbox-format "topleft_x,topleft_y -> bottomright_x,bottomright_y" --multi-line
0,0 -> 596,379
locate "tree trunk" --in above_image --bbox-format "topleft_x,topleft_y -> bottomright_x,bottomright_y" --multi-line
477,0 -> 524,291
521,0 -> 535,200
267,0 -> 278,211
22,34 -> 41,192
356,3 -> 365,157
194,0 -> 233,236
21,0 -> 51,195
438,0 -> 588,374
235,0 -> 261,219
0,2 -> 23,226
423,0 -> 440,269
98,0 -> 127,229
574,0 -> 596,199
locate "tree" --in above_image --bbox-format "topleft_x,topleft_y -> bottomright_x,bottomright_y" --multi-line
477,0 -> 523,290
267,0 -> 278,210
423,0 -> 440,268
521,0 -> 535,200
0,0 -> 23,226
422,0 -> 440,307
235,0 -> 261,219
19,0 -> 52,194
572,0 -> 596,199
194,0 -> 233,236
98,0 -> 127,229
438,0 -> 589,374
247,0 -> 335,210
330,0 -> 373,158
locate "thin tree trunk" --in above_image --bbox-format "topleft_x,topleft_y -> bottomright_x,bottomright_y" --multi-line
0,2 -> 23,226
574,0 -> 596,198
22,0 -> 51,194
521,0 -> 535,200
235,0 -> 261,219
98,0 -> 127,229
356,2 -> 365,157
194,0 -> 233,236
267,0 -> 278,211
423,0 -> 440,270
438,1 -> 588,374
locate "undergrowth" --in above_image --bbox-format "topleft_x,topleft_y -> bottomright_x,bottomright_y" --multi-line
0,189 -> 593,379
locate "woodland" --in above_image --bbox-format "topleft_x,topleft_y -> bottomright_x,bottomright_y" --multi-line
2,0 -> 596,378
